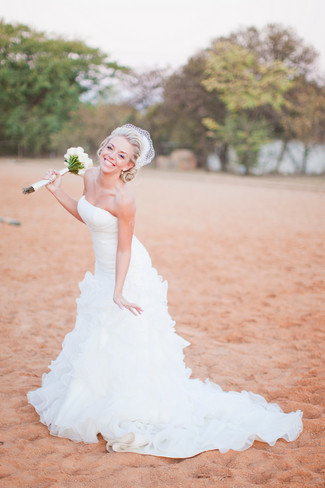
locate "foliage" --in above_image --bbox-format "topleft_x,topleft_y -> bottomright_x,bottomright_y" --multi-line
1,19 -> 324,175
0,20 -> 122,155
223,24 -> 324,173
118,68 -> 166,111
150,24 -> 321,173
51,103 -> 137,156
227,24 -> 319,78
278,78 -> 325,172
142,54 -> 225,166
203,113 -> 272,173
203,40 -> 294,112
202,36 -> 296,173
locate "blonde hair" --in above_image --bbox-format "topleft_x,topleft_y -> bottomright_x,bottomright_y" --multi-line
97,126 -> 144,183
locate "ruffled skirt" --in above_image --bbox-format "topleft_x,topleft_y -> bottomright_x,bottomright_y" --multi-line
27,243 -> 303,458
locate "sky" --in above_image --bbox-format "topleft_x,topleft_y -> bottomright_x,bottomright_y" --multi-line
1,0 -> 324,73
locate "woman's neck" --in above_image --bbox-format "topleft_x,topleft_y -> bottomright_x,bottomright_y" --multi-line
96,168 -> 124,193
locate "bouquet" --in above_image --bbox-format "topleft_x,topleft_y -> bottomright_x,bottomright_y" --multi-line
22,147 -> 93,194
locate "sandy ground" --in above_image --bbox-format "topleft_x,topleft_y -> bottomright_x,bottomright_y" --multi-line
0,159 -> 324,488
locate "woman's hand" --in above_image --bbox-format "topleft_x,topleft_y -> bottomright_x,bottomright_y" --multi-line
44,169 -> 62,193
113,293 -> 143,316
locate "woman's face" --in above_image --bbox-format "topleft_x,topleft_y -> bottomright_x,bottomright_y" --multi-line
100,136 -> 135,174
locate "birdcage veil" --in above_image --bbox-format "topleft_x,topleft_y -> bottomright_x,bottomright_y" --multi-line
122,124 -> 155,169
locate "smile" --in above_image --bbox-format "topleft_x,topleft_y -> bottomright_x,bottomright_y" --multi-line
103,158 -> 116,167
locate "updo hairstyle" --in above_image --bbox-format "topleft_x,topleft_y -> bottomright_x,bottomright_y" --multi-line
97,126 -> 144,183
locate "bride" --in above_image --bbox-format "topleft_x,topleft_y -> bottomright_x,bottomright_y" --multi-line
27,124 -> 303,458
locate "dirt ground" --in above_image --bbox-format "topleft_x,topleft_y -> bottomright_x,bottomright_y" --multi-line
1,159 -> 324,488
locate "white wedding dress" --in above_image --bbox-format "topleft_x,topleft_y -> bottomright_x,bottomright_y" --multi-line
27,195 -> 303,458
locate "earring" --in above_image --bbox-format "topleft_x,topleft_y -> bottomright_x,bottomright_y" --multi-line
121,170 -> 125,174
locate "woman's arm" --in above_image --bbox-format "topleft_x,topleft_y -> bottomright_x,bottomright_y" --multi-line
113,195 -> 143,316
44,169 -> 85,223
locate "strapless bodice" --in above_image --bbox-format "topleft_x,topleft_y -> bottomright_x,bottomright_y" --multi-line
78,195 -> 119,275
77,195 -> 151,279
78,195 -> 118,231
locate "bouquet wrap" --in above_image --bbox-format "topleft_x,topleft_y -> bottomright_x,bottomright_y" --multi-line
22,147 -> 93,194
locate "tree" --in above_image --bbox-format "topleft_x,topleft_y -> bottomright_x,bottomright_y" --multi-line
51,103 -> 137,155
224,24 -> 324,173
118,68 -> 166,111
0,20 -> 123,155
203,114 -> 271,174
279,78 -> 325,173
227,24 -> 319,79
145,53 -> 225,167
202,40 -> 294,174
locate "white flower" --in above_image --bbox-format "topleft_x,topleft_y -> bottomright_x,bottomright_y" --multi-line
64,147 -> 93,170
78,156 -> 92,175
64,147 -> 76,159
75,147 -> 85,156
78,153 -> 89,164
64,146 -> 85,159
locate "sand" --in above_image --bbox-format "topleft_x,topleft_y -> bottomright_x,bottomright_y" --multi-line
0,159 -> 324,487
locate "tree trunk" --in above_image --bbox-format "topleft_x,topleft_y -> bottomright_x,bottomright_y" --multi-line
219,143 -> 229,172
243,155 -> 250,175
273,140 -> 287,173
301,144 -> 310,174
243,151 -> 253,175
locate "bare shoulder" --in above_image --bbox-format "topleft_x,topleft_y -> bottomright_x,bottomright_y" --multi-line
83,167 -> 98,192
84,167 -> 97,181
115,189 -> 136,218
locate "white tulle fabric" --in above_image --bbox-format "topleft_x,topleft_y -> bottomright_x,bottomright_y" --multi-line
27,196 -> 303,458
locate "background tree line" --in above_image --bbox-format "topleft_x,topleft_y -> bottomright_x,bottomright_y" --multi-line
1,19 -> 324,174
